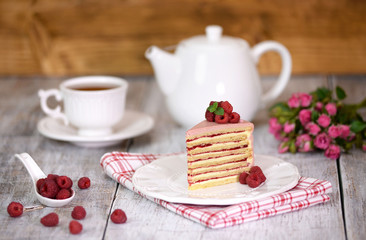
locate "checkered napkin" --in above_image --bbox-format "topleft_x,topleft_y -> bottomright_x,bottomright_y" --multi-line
100,152 -> 332,229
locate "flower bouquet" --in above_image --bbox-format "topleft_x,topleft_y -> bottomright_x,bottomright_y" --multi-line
269,86 -> 366,159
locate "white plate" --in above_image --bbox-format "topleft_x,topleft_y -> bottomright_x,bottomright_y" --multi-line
132,154 -> 300,205
37,110 -> 154,148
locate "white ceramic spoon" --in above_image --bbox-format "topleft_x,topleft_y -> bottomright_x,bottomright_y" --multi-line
15,152 -> 75,207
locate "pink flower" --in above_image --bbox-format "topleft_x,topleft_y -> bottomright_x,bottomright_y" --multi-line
299,93 -> 312,107
278,142 -> 289,153
274,132 -> 284,140
299,109 -> 312,126
325,144 -> 341,160
295,134 -> 313,152
325,103 -> 337,116
283,122 -> 295,133
317,114 -> 331,128
328,125 -> 340,138
363,142 -> 366,152
338,125 -> 350,139
288,94 -> 300,108
314,133 -> 331,150
348,132 -> 356,141
269,118 -> 282,135
305,122 -> 321,135
315,102 -> 323,112
301,141 -> 313,152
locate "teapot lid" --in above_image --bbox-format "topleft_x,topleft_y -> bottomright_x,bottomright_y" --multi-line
179,25 -> 249,49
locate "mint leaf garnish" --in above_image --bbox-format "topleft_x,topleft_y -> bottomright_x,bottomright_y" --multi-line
214,107 -> 224,115
207,102 -> 218,113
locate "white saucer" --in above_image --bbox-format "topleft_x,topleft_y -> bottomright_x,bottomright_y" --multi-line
132,154 -> 300,205
37,110 -> 154,147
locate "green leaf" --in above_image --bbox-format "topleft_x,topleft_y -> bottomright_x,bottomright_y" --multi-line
355,133 -> 363,148
336,86 -> 346,100
311,111 -> 319,122
289,140 -> 297,153
357,97 -> 366,108
350,121 -> 366,133
312,87 -> 332,102
207,102 -> 218,113
214,107 -> 224,115
269,102 -> 289,111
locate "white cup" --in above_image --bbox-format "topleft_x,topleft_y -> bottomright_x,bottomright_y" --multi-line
38,76 -> 128,137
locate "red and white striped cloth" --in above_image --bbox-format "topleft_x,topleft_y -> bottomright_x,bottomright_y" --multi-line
100,152 -> 332,229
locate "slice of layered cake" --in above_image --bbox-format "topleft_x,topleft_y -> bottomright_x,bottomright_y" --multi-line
186,101 -> 254,190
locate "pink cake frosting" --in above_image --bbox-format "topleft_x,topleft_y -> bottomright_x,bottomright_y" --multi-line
186,119 -> 253,138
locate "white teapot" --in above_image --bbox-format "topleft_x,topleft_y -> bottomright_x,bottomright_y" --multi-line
145,25 -> 291,128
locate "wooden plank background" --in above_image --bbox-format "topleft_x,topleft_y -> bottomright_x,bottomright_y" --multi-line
0,0 -> 365,76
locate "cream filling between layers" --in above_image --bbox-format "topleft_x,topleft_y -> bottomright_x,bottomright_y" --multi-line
186,132 -> 248,148
187,148 -> 251,162
188,158 -> 252,175
187,139 -> 250,155
188,152 -> 252,169
188,164 -> 252,182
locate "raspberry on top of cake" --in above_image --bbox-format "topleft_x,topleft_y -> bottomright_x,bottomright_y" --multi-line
186,101 -> 254,190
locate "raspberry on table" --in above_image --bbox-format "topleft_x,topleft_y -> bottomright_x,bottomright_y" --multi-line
71,206 -> 87,220
215,112 -> 230,124
69,220 -> 83,234
7,202 -> 23,217
40,212 -> 59,227
78,177 -> 91,189
56,189 -> 72,200
39,179 -> 60,199
219,101 -> 233,114
239,172 -> 249,184
56,176 -> 73,189
229,112 -> 240,123
110,209 -> 127,224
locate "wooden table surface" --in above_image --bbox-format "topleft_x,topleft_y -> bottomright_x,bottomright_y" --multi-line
0,75 -> 365,240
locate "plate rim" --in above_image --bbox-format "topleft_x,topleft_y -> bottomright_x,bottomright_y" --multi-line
37,110 -> 154,143
132,153 -> 300,205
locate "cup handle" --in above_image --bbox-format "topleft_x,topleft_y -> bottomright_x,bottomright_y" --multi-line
251,41 -> 292,107
38,89 -> 69,125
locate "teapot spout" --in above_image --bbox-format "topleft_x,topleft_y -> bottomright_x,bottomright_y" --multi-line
145,46 -> 180,96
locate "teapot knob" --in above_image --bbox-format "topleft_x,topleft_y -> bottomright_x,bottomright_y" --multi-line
205,25 -> 223,42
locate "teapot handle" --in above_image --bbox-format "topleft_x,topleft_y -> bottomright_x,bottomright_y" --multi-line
251,41 -> 292,107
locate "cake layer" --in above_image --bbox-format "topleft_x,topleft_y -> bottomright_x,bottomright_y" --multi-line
187,139 -> 249,155
188,175 -> 240,190
186,132 -> 249,148
188,165 -> 252,183
188,157 -> 253,175
187,148 -> 251,162
188,153 -> 252,169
